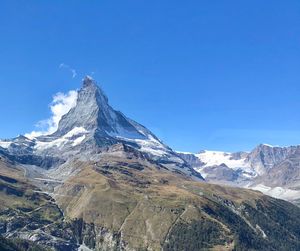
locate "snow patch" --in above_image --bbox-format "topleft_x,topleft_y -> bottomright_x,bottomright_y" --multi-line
72,135 -> 86,146
256,224 -> 267,239
78,244 -> 93,251
250,184 -> 300,200
35,127 -> 88,150
64,127 -> 88,138
261,143 -> 274,147
135,136 -> 168,156
176,151 -> 194,155
115,134 -> 169,156
195,150 -> 249,169
0,141 -> 12,148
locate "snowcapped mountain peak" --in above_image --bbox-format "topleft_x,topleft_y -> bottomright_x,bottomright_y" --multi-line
82,75 -> 95,87
39,77 -> 160,148
52,77 -> 111,136
0,77 -> 203,180
81,76 -> 108,100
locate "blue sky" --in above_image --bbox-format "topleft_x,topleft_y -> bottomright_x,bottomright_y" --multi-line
1,1 -> 300,152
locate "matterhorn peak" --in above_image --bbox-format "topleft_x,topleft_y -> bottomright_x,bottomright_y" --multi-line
0,76 -> 204,181
82,75 -> 96,88
52,77 -> 149,142
80,75 -> 108,103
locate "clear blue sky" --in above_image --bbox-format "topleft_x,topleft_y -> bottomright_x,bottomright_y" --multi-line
1,1 -> 300,152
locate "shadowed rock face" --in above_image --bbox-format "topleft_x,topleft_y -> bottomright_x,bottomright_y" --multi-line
253,147 -> 300,187
201,164 -> 241,182
176,152 -> 204,168
246,144 -> 300,175
228,145 -> 300,191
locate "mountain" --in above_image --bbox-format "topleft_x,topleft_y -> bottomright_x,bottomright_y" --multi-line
1,77 -> 300,250
0,76 -> 202,181
178,144 -> 300,205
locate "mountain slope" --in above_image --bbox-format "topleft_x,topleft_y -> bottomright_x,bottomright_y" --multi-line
2,151 -> 300,250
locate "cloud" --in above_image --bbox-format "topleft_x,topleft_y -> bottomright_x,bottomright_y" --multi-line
25,90 -> 78,139
59,63 -> 77,78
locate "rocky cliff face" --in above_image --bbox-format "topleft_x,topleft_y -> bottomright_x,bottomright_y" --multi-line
246,144 -> 299,175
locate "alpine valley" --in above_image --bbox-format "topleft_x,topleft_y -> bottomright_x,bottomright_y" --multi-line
1,77 -> 300,251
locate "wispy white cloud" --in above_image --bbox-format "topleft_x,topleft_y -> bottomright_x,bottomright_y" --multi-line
59,63 -> 77,78
25,90 -> 78,139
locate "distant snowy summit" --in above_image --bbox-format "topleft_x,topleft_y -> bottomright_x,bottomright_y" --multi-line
177,143 -> 300,203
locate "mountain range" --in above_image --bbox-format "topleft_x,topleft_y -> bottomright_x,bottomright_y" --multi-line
178,143 -> 300,205
0,77 -> 300,251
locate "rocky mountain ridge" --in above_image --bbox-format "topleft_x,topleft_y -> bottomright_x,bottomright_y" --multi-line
178,143 -> 300,204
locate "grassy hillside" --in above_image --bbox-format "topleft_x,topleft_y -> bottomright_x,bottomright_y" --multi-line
53,151 -> 300,251
1,151 -> 300,250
